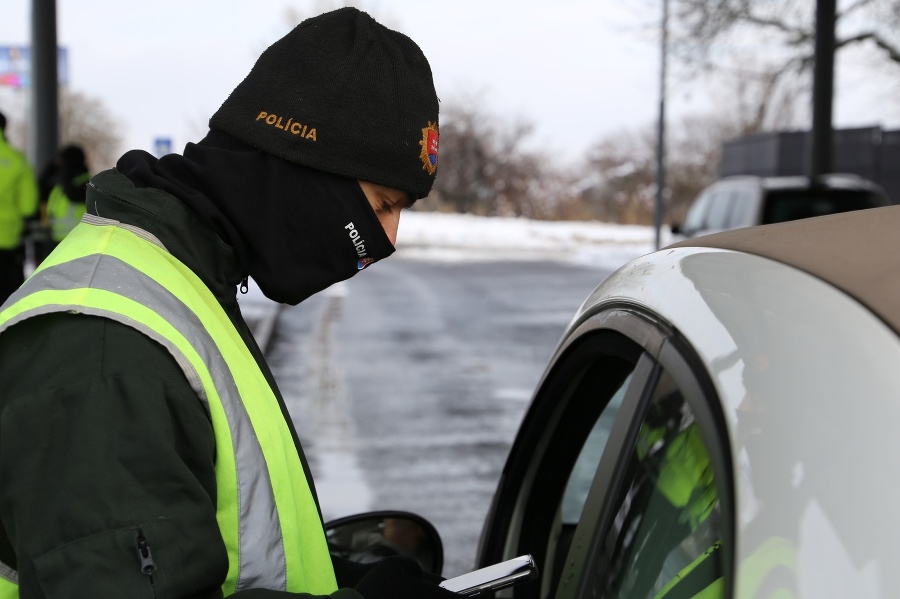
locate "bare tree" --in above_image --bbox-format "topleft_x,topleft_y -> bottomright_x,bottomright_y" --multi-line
662,0 -> 900,128
58,90 -> 123,171
424,98 -> 562,218
712,59 -> 808,134
579,127 -> 657,224
665,112 -> 738,221
670,0 -> 900,65
429,101 -> 492,214
579,111 -> 738,225
2,88 -> 123,173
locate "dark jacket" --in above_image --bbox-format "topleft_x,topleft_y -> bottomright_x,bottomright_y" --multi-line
0,169 -> 364,598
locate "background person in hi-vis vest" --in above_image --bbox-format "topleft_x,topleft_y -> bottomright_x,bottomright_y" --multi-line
0,111 -> 38,305
41,144 -> 92,250
0,8 -> 449,599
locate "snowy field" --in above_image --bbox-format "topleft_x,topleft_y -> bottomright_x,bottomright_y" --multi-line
252,212 -> 666,572
395,211 -> 664,270
242,212 -> 666,323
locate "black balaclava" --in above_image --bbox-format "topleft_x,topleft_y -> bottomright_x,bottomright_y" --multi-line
116,129 -> 395,305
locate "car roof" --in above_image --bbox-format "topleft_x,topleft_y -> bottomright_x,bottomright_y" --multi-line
668,204 -> 900,335
715,173 -> 883,192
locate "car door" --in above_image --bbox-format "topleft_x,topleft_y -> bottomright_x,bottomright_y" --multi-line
475,307 -> 734,599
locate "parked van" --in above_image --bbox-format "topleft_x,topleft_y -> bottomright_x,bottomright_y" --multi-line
671,174 -> 890,240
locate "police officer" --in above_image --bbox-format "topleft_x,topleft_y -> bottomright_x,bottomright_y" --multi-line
0,111 -> 38,303
42,144 -> 91,248
0,8 -> 451,599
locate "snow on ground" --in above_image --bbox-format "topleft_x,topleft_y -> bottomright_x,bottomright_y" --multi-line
243,212 -> 669,321
244,213 -> 669,533
395,211 -> 666,270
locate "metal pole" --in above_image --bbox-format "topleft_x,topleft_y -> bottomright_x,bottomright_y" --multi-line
29,0 -> 59,172
654,0 -> 669,250
808,0 -> 836,180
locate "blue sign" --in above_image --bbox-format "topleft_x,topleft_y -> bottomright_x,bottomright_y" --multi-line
0,46 -> 69,89
154,137 -> 173,157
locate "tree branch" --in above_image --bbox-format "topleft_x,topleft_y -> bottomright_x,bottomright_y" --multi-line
840,0 -> 878,19
838,31 -> 900,64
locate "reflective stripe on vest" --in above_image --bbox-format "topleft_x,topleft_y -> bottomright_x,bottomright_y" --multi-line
0,563 -> 16,598
0,216 -> 337,596
737,536 -> 797,598
653,541 -> 724,599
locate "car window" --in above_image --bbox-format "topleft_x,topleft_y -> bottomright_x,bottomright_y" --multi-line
681,190 -> 713,234
595,367 -> 724,599
477,330 -> 648,599
725,189 -> 758,229
704,192 -> 735,231
560,372 -> 632,524
762,188 -> 888,224
536,358 -> 642,598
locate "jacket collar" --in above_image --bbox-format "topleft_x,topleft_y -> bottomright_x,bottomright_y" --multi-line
86,168 -> 243,304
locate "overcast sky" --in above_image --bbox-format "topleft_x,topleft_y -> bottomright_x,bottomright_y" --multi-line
2,0 -> 899,169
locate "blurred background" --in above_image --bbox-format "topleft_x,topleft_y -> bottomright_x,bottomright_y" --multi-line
4,0 -> 900,227
5,0 -> 900,577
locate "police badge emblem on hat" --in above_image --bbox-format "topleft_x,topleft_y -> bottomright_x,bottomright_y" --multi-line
419,122 -> 439,175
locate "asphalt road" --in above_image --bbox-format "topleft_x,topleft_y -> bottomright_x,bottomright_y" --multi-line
267,257 -> 613,577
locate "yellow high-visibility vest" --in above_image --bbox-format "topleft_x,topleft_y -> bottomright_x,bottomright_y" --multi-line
0,214 -> 337,597
45,172 -> 90,242
0,135 -> 38,250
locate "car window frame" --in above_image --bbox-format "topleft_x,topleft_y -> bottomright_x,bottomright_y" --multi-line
474,308 -> 667,598
549,316 -> 736,599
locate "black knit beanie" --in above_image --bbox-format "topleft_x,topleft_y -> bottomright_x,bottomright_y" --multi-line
209,7 -> 439,199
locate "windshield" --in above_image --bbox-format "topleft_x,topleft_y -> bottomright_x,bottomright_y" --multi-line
762,188 -> 888,224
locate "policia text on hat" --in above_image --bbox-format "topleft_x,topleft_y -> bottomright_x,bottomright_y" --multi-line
0,8 -> 453,599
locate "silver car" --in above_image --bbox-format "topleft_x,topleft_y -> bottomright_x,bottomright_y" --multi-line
472,204 -> 900,597
327,205 -> 900,597
672,174 -> 890,240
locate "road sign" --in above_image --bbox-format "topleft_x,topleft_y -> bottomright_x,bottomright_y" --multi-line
0,46 -> 68,89
154,137 -> 173,157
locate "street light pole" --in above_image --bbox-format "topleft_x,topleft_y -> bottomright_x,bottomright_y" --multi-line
654,0 -> 669,250
30,0 -> 59,172
808,0 -> 836,180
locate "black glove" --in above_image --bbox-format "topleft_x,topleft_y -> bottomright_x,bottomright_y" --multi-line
332,553 -> 379,587
353,556 -> 458,599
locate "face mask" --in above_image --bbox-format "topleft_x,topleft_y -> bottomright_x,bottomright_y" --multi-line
118,129 -> 396,306
243,165 -> 396,305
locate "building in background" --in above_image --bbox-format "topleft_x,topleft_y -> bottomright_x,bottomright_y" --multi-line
721,127 -> 900,205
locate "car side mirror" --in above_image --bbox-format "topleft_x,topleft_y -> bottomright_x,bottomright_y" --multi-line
324,510 -> 444,576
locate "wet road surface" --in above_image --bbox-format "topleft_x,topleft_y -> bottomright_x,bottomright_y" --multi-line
267,257 -> 613,576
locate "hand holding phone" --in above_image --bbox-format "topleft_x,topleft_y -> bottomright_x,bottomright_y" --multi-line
439,555 -> 538,596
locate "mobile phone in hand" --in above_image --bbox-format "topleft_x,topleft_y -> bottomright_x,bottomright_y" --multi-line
439,554 -> 538,596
